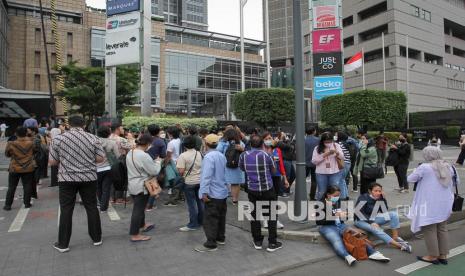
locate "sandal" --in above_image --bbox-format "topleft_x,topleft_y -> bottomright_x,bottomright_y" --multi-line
142,224 -> 155,233
416,256 -> 439,265
130,236 -> 151,242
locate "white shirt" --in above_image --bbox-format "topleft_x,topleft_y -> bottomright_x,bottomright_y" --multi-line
167,138 -> 181,163
0,124 -> 7,131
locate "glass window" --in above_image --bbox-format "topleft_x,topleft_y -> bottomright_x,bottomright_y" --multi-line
34,51 -> 41,68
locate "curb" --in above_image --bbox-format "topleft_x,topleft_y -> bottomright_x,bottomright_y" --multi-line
263,210 -> 465,243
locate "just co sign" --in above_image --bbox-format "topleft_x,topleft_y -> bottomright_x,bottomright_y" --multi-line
313,52 -> 343,76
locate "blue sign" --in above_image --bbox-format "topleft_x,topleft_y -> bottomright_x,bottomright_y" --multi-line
314,76 -> 344,100
107,0 -> 140,16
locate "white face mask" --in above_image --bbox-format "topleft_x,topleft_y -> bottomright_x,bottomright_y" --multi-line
159,133 -> 166,139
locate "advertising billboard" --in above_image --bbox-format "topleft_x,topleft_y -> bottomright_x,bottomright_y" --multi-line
313,5 -> 339,29
106,0 -> 140,16
106,12 -> 140,33
313,52 -> 343,76
312,29 -> 341,53
105,30 -> 140,66
314,76 -> 344,100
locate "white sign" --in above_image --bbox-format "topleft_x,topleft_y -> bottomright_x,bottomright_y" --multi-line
313,5 -> 339,29
106,11 -> 140,33
105,30 -> 140,66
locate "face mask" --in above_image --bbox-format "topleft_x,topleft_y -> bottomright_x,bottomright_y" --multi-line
399,138 -> 406,143
324,142 -> 332,147
333,136 -> 338,141
160,133 -> 166,139
330,196 -> 340,203
264,140 -> 273,147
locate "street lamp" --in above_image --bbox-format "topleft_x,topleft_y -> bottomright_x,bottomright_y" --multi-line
240,0 -> 248,92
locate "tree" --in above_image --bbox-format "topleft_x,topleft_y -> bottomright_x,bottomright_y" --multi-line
320,90 -> 407,130
232,88 -> 295,127
58,62 -> 139,118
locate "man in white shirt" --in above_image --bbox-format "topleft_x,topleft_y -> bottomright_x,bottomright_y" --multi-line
163,126 -> 183,206
0,122 -> 8,139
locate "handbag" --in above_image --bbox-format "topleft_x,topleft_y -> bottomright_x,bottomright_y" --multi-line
334,144 -> 345,170
452,166 -> 464,212
342,228 -> 373,261
131,150 -> 162,197
174,151 -> 198,191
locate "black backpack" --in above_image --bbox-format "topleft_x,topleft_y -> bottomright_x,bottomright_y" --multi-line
111,155 -> 128,191
225,142 -> 241,168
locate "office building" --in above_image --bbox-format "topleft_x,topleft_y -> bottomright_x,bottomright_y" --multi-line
151,0 -> 208,31
0,0 -> 8,87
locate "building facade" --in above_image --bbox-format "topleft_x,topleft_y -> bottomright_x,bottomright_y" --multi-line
0,0 -> 8,87
151,0 -> 208,31
268,0 -> 465,113
5,0 -> 265,118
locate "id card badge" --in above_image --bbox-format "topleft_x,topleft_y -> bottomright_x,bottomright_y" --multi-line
326,163 -> 331,169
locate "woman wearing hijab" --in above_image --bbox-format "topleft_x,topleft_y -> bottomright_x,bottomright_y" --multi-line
407,146 -> 457,265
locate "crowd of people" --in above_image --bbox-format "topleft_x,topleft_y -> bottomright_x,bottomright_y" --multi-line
1,114 -> 459,268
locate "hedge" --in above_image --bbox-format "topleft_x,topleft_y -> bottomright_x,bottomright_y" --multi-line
445,126 -> 461,139
367,131 -> 413,144
122,116 -> 217,131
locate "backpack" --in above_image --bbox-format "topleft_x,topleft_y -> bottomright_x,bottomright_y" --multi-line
343,228 -> 372,261
225,142 -> 241,168
344,141 -> 358,164
111,155 -> 128,191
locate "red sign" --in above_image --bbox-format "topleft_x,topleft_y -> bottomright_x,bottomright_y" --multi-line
313,5 -> 339,29
312,29 -> 341,53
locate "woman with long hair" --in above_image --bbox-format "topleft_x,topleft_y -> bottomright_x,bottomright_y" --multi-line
353,134 -> 378,195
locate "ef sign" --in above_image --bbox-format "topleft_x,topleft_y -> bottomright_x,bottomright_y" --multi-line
312,29 -> 341,53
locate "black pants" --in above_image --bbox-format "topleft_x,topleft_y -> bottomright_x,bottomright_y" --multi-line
203,198 -> 227,249
306,166 -> 317,200
272,176 -> 284,196
360,176 -> 376,194
50,165 -> 59,187
5,172 -> 34,208
58,181 -> 101,248
350,162 -> 358,191
97,170 -> 113,211
248,189 -> 278,244
41,154 -> 49,178
457,148 -> 465,165
31,167 -> 40,199
394,163 -> 409,189
129,193 -> 149,235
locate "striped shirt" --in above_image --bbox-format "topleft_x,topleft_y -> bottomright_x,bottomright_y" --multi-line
339,142 -> 351,165
49,128 -> 105,182
239,149 -> 276,192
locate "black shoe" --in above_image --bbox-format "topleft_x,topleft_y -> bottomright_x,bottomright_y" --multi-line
438,259 -> 448,265
163,202 -> 178,207
53,242 -> 70,253
416,256 -> 439,265
3,206 -> 11,211
253,241 -> 263,250
267,241 -> 283,252
24,204 -> 32,209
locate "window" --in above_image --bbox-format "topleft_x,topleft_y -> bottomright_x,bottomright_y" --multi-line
34,51 -> 41,68
67,54 -> 72,64
343,16 -> 353,27
343,36 -> 354,48
400,46 -> 421,60
35,28 -> 41,44
51,53 -> 56,67
411,5 -> 420,17
445,45 -> 451,54
424,53 -> 443,65
412,5 -> 431,22
359,24 -> 388,42
34,74 -> 40,91
423,10 -> 431,22
358,1 -> 387,21
445,63 -> 451,68
67,32 -> 73,49
304,34 -> 311,47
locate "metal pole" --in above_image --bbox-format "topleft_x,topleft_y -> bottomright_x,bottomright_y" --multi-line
382,32 -> 386,90
362,47 -> 366,90
406,35 -> 409,129
240,0 -> 247,92
141,0 -> 152,116
292,0 -> 307,221
187,89 -> 192,118
105,67 -> 117,117
39,0 -> 56,118
264,0 -> 271,88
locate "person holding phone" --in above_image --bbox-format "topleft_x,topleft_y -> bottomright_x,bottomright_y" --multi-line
354,183 -> 412,253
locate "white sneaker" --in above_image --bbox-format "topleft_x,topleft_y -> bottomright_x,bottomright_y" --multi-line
179,226 -> 197,232
345,255 -> 357,266
369,252 -> 390,263
277,220 -> 284,229
93,240 -> 103,246
262,220 -> 268,229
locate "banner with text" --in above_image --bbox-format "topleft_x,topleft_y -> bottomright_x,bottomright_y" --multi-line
106,0 -> 140,16
105,30 -> 140,66
313,52 -> 343,76
314,76 -> 344,100
312,29 -> 341,53
313,5 -> 339,29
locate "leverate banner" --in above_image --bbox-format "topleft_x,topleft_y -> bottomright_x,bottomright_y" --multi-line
105,30 -> 140,66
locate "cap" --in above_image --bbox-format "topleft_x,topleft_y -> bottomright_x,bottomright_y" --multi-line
205,134 -> 220,145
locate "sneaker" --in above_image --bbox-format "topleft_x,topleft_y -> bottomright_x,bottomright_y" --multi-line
369,252 -> 390,263
163,202 -> 178,207
396,237 -> 407,243
3,206 -> 11,211
352,190 -> 359,193
345,255 -> 357,266
279,193 -> 290,198
100,210 -> 107,214
277,220 -> 284,229
194,245 -> 218,253
93,240 -> 103,246
400,189 -> 410,194
179,226 -> 197,232
394,188 -> 403,191
145,206 -> 158,212
53,242 -> 70,253
216,240 -> 226,245
267,241 -> 283,252
253,241 -> 263,250
401,243 -> 413,253
262,220 -> 268,229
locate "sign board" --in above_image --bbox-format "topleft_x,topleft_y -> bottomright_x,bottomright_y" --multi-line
312,29 -> 341,53
106,12 -> 140,33
314,76 -> 344,100
313,5 -> 339,29
106,0 -> 140,16
105,30 -> 140,66
313,52 -> 343,76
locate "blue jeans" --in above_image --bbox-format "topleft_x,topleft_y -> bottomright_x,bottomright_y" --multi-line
147,196 -> 156,209
337,163 -> 351,199
354,211 -> 400,244
316,173 -> 341,200
184,184 -> 204,229
320,224 -> 376,258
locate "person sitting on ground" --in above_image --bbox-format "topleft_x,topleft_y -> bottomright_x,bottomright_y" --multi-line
354,183 -> 412,253
316,185 -> 391,266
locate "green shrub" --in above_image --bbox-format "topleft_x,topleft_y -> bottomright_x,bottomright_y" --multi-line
445,126 -> 461,139
122,116 -> 217,131
367,131 -> 413,144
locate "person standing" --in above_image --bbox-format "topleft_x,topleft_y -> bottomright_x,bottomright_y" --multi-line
146,124 -> 167,211
376,131 -> 388,170
49,122 -> 65,187
391,133 -> 411,193
49,115 -> 105,253
23,113 -> 39,128
428,133 -> 441,149
3,127 -> 36,211
455,134 -> 465,166
126,134 -> 161,242
195,134 -> 228,252
239,135 -> 286,252
163,127 -> 183,206
407,146 -> 456,265
0,122 -> 8,139
312,132 -> 344,200
353,134 -> 378,195
110,123 -> 132,204
336,132 -> 351,200
305,127 -> 320,200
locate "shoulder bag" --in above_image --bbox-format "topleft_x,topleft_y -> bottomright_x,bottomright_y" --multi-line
131,150 -> 162,197
452,166 -> 464,212
360,147 -> 385,179
334,143 -> 345,170
174,151 -> 198,191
